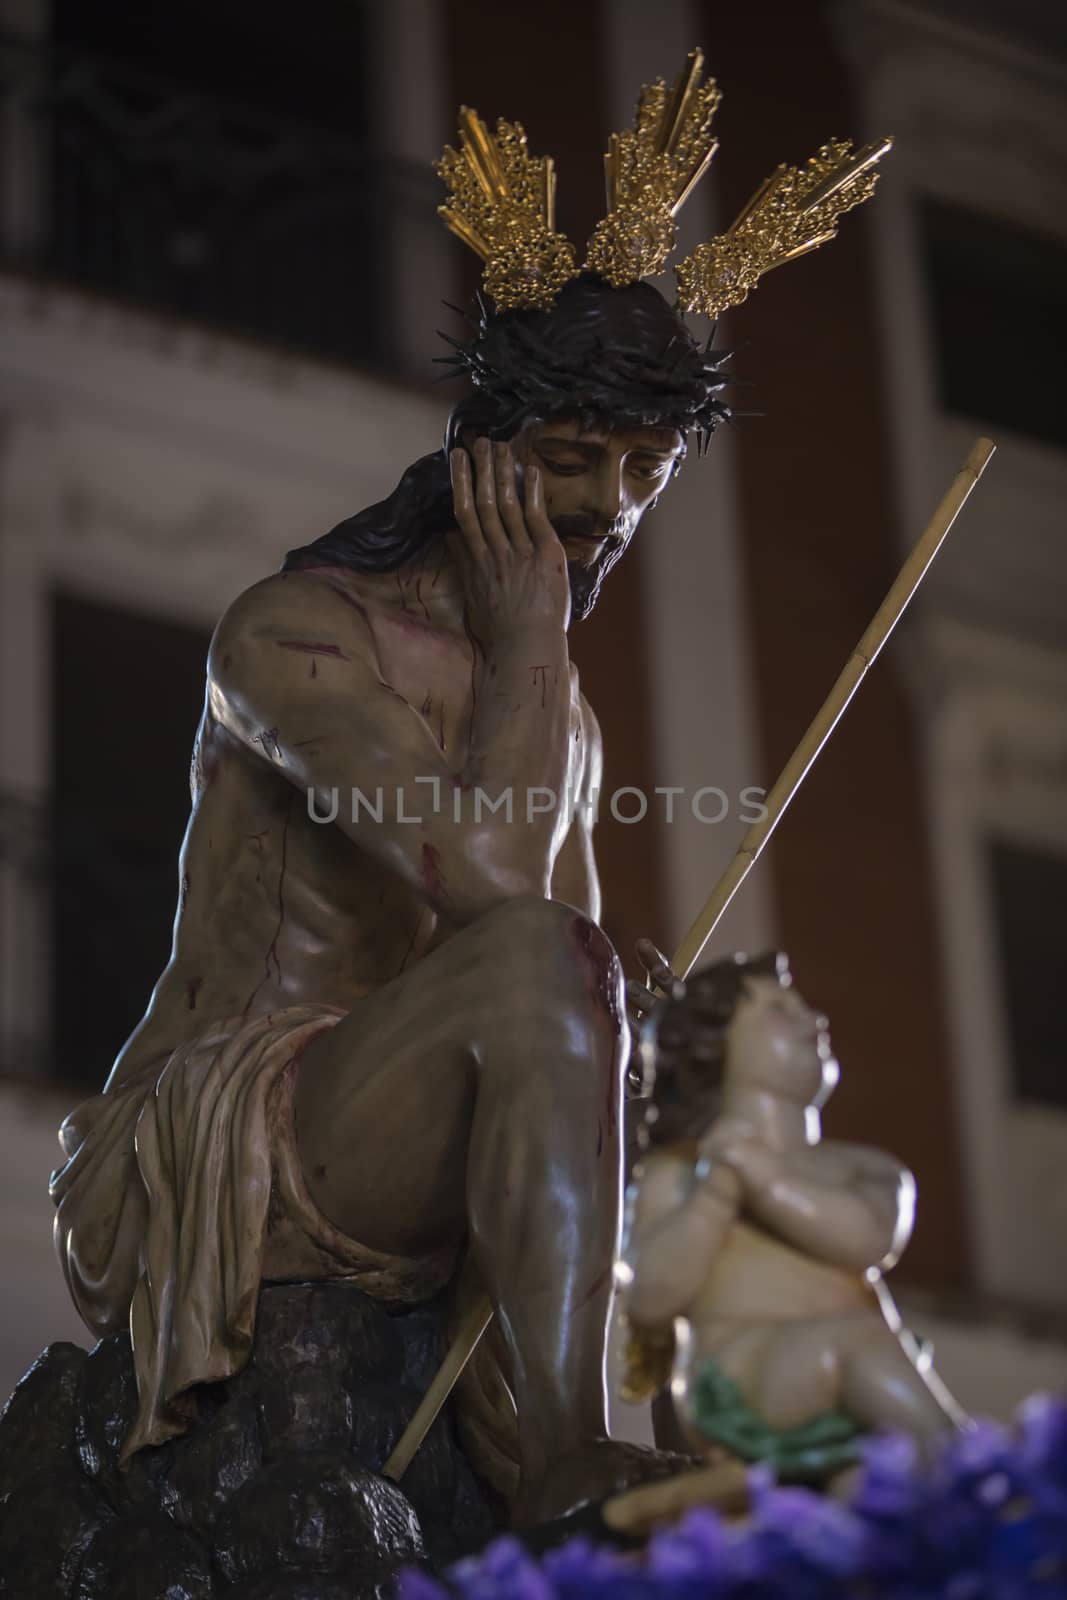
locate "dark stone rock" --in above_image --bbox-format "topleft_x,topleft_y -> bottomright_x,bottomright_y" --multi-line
0,1341 -> 85,1500
226,1579 -> 394,1600
160,1391 -> 263,1530
75,1334 -> 172,1511
383,1402 -> 456,1541
1,1281 -> 501,1597
435,1447 -> 502,1565
252,1283 -> 401,1393
74,1333 -> 138,1480
391,1305 -> 448,1395
214,1453 -> 424,1585
0,1461 -> 110,1599
348,1386 -> 407,1476
72,1509 -> 215,1600
257,1362 -> 353,1460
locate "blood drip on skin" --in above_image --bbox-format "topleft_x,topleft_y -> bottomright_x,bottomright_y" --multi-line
570,916 -> 623,1140
575,1265 -> 612,1310
275,639 -> 348,658
186,976 -> 203,1011
242,799 -> 293,1017
421,842 -> 445,903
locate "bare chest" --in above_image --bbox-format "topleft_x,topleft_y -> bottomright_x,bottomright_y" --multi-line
363,605 -> 587,782
362,606 -> 478,761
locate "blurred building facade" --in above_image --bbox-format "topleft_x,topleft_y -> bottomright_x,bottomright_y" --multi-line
0,0 -> 1064,1416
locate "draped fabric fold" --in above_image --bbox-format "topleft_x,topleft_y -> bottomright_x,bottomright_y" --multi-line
51,1006 -> 458,1464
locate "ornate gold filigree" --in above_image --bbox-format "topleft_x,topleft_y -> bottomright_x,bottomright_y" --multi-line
675,136 -> 892,320
434,59 -> 891,321
435,108 -> 579,312
585,48 -> 722,286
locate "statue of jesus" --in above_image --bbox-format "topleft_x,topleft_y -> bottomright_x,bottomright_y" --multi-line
49,51 -> 888,1526
50,271 -> 731,1526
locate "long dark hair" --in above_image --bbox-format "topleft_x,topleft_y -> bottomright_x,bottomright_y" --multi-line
282,273 -> 731,576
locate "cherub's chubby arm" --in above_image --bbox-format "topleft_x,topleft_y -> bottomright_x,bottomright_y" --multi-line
715,1135 -> 915,1273
620,1150 -> 741,1329
209,571 -> 573,926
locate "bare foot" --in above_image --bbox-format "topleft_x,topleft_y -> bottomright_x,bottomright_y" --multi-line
512,1437 -> 697,1527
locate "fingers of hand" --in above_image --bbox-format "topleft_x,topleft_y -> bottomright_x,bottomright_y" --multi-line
523,462 -> 558,551
494,441 -> 531,551
450,449 -> 484,555
626,978 -> 656,1019
471,437 -> 509,561
636,938 -> 680,995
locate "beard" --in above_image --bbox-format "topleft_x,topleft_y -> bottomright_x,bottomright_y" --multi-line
567,546 -> 624,620
555,515 -> 629,621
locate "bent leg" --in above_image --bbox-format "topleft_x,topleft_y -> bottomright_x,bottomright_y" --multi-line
840,1323 -> 964,1443
755,1311 -> 960,1444
293,896 -> 628,1487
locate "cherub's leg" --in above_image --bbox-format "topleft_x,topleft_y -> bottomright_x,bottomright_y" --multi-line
293,896 -> 633,1511
839,1322 -> 964,1442
739,1320 -> 845,1431
757,1312 -> 961,1443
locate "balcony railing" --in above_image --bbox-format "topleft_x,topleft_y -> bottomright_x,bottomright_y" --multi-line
0,30 -> 440,373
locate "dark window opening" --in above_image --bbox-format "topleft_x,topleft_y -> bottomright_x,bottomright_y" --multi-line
921,200 -> 1067,452
986,835 -> 1067,1113
32,2 -> 395,369
51,590 -> 211,1089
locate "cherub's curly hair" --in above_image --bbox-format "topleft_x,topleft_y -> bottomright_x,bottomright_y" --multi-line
283,273 -> 731,577
641,950 -> 789,1150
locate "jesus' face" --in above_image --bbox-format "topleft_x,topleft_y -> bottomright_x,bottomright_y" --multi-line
513,417 -> 685,619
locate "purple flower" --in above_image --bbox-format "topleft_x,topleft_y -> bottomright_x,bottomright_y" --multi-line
415,1394 -> 1067,1599
1017,1392 -> 1067,1484
451,1535 -> 558,1600
851,1432 -> 924,1520
543,1535 -> 641,1599
397,1569 -> 452,1600
645,1509 -> 733,1597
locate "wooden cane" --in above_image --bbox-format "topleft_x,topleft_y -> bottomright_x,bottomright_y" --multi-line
379,436 -> 996,1482
381,1292 -> 495,1481
670,435 -> 995,977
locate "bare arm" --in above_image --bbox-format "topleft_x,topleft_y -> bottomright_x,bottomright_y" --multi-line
721,1138 -> 915,1273
211,446 -> 575,926
548,696 -> 603,922
621,1152 -> 741,1329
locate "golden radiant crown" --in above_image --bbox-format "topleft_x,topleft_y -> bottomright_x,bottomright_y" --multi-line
435,49 -> 891,317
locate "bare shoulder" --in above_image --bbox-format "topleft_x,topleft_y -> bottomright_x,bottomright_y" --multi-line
209,569 -> 378,681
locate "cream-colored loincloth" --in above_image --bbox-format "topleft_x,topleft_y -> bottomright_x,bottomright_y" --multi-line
51,1006 -> 459,1463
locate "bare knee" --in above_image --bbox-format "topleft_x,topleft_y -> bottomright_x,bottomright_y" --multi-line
474,898 -> 623,1022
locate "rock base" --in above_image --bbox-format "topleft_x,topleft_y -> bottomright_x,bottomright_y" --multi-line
0,1281 -> 504,1599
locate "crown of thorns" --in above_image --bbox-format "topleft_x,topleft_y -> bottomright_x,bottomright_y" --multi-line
434,281 -> 733,452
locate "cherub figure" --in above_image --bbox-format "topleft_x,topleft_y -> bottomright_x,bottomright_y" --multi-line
619,952 -> 967,1481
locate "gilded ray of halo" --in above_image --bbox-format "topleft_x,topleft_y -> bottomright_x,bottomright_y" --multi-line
435,108 -> 579,312
585,48 -> 723,287
675,135 -> 893,320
